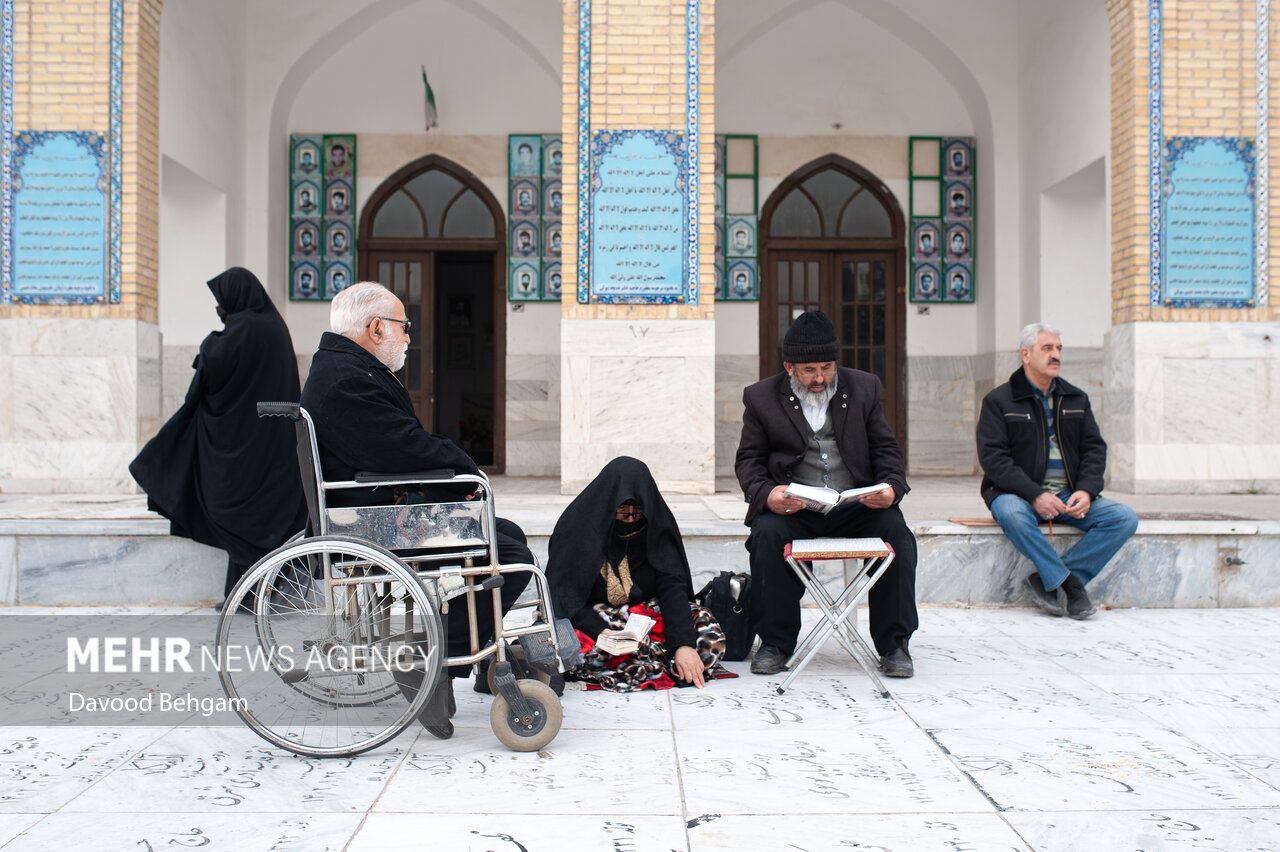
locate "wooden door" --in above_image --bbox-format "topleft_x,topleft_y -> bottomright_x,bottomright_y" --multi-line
764,250 -> 828,372
367,251 -> 433,424
834,252 -> 901,438
762,249 -> 903,440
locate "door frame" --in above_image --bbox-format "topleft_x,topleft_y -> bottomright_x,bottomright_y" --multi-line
357,154 -> 507,473
759,154 -> 908,448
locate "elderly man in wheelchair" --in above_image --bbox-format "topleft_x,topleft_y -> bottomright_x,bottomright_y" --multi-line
215,282 -> 565,758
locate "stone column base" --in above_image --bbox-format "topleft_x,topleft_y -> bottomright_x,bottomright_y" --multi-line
560,318 -> 715,495
0,319 -> 160,494
1104,321 -> 1280,494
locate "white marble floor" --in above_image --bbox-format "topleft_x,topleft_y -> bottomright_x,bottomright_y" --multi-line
2,605 -> 1280,851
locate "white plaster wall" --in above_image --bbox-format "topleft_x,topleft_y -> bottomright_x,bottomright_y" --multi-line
1017,0 -> 1111,341
233,0 -> 560,313
159,0 -> 247,268
158,0 -> 250,424
717,2 -> 972,136
1040,159 -> 1110,348
717,0 -> 1024,359
158,158 -> 225,347
287,2 -> 560,136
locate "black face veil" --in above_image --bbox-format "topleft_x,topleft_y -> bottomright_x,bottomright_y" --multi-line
546,456 -> 694,618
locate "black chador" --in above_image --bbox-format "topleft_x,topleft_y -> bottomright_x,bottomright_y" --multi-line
546,456 -> 698,650
130,267 -> 306,597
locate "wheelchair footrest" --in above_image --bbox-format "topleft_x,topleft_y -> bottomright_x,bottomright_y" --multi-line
517,634 -> 558,669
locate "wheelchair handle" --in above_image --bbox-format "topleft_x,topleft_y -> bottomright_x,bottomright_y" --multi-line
257,402 -> 302,420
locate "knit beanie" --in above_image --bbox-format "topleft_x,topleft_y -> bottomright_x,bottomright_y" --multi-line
781,310 -> 838,363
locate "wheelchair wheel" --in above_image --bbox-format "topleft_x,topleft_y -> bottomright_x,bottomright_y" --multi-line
253,552 -> 402,708
489,679 -> 562,752
217,536 -> 443,758
486,642 -> 564,696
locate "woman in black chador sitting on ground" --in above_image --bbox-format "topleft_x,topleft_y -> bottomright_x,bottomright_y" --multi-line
547,457 -> 730,692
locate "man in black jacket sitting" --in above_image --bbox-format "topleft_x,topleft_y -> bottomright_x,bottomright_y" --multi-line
977,323 -> 1138,619
299,281 -> 533,707
736,311 -> 918,678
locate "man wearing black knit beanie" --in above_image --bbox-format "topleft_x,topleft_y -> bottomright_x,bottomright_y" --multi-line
735,310 -> 918,678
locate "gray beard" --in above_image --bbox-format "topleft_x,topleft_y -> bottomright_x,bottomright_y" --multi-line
790,372 -> 838,409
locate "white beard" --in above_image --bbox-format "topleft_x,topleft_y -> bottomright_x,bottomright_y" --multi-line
377,338 -> 408,372
789,372 -> 838,408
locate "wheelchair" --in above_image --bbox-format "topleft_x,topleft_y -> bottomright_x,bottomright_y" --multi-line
214,402 -> 565,758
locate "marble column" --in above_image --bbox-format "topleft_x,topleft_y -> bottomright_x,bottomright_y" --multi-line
557,0 -> 717,495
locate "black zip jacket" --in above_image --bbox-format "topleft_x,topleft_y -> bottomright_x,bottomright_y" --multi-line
976,368 -> 1107,508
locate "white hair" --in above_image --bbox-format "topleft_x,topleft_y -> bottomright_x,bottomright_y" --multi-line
330,281 -> 398,338
1018,322 -> 1061,351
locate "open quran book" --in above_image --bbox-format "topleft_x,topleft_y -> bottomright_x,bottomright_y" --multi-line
784,482 -> 892,514
594,612 -> 655,656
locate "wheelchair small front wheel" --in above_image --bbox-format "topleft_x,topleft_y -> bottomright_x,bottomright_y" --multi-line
486,642 -> 561,695
489,679 -> 562,752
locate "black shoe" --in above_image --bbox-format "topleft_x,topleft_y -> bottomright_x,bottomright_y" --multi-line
391,667 -> 454,739
1061,575 -> 1097,620
1024,573 -> 1065,617
420,678 -> 454,739
474,659 -> 493,694
879,647 -> 914,678
750,644 -> 788,675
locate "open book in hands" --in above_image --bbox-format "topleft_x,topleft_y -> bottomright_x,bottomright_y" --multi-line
594,612 -> 656,656
783,482 -> 893,514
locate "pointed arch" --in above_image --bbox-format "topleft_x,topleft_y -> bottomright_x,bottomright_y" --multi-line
759,155 -> 907,448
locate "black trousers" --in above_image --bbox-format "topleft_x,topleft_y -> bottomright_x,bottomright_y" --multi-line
224,555 -> 257,598
446,516 -> 533,676
745,504 -> 918,657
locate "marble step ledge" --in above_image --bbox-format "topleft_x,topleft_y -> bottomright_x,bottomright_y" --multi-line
2,526 -> 1277,608
3,516 -> 1274,539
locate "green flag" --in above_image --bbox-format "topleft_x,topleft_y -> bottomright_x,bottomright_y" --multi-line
422,66 -> 438,131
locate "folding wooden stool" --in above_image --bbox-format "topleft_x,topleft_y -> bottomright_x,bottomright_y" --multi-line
775,537 -> 896,698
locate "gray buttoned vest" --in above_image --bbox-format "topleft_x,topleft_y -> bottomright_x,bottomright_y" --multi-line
791,406 -> 855,492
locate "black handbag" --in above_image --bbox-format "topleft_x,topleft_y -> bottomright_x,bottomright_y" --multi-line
696,571 -> 755,661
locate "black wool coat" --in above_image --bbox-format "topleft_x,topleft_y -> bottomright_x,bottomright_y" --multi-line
299,332 -> 479,506
735,368 -> 909,525
976,368 -> 1107,508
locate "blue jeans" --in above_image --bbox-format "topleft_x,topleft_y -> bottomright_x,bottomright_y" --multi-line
990,489 -> 1139,590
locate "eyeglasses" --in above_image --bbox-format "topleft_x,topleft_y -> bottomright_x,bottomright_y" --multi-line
371,317 -> 411,334
614,507 -> 645,521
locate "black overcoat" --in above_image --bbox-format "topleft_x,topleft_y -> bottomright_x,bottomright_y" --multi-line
129,268 -> 306,564
299,332 -> 479,506
734,368 -> 909,525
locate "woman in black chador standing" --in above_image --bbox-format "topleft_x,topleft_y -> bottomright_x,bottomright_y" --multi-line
130,267 -> 306,607
547,456 -> 729,692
